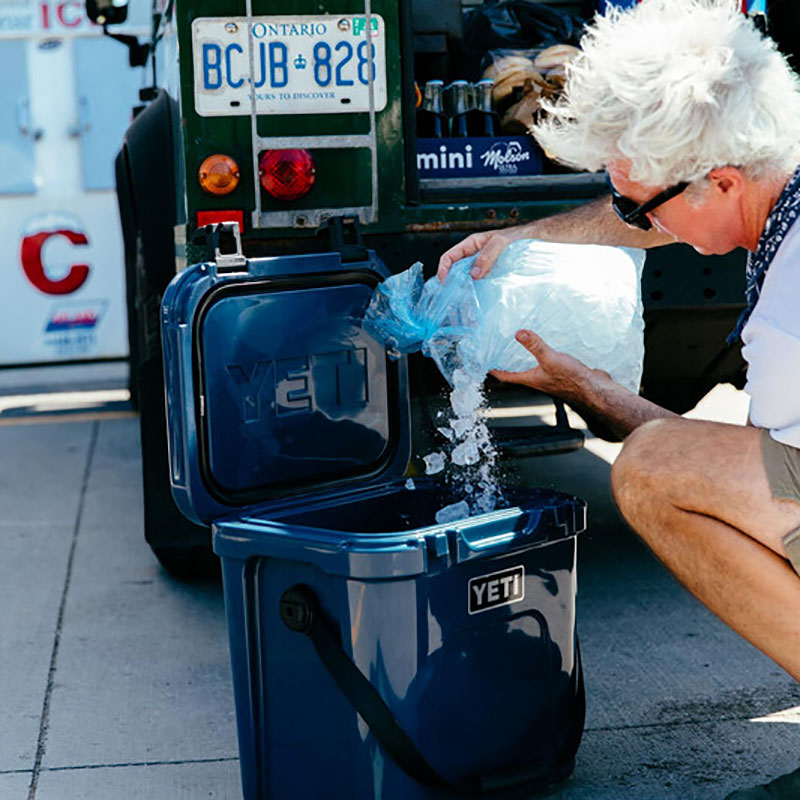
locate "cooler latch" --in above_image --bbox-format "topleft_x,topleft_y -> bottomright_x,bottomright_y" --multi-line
196,221 -> 247,273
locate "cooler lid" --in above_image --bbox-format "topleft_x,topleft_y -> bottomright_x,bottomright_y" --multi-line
161,248 -> 411,526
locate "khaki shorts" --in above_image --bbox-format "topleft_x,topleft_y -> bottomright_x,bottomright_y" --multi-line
761,428 -> 800,575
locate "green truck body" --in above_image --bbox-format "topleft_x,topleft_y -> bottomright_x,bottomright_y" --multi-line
98,0 -> 749,573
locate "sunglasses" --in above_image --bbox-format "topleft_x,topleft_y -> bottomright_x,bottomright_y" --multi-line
608,177 -> 690,231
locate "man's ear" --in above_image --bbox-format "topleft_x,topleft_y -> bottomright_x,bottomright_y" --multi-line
708,166 -> 744,197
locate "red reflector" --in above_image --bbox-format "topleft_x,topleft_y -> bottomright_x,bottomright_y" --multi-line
197,210 -> 244,232
259,149 -> 316,201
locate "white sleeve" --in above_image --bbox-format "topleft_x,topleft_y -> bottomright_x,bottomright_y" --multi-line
743,318 -> 800,431
741,224 -> 800,441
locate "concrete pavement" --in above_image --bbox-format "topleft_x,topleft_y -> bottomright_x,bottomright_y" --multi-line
0,366 -> 798,799
0,414 -> 240,799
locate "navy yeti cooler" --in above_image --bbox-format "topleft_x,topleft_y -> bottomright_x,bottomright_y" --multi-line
161,236 -> 587,799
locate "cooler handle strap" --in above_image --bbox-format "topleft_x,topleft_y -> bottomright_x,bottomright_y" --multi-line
278,584 -> 552,796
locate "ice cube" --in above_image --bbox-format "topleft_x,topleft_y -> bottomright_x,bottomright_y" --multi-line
405,478 -> 416,491
452,441 -> 480,466
435,500 -> 471,525
473,489 -> 498,515
450,417 -> 473,438
452,368 -> 471,389
423,452 -> 446,475
437,426 -> 455,441
451,382 -> 484,418
473,421 -> 492,444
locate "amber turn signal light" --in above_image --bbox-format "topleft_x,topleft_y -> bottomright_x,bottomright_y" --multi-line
198,154 -> 240,196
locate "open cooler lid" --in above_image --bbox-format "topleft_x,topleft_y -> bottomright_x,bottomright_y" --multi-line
161,246 -> 411,526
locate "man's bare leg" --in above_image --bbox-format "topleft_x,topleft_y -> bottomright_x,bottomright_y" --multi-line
610,417 -> 800,681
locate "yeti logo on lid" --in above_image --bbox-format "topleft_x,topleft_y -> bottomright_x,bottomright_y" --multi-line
468,565 -> 525,614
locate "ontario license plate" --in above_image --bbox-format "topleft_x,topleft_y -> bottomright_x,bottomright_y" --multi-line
192,15 -> 387,117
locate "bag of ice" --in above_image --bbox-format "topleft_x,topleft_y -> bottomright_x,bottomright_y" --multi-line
363,240 -> 646,392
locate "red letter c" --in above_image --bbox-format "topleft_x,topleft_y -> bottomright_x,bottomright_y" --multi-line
21,229 -> 90,295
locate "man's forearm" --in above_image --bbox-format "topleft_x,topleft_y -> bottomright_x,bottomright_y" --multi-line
438,193 -> 673,280
510,195 -> 674,250
569,368 -> 679,439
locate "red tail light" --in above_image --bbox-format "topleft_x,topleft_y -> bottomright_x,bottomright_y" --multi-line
259,149 -> 316,201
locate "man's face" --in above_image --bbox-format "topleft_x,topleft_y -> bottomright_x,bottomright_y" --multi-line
607,161 -> 745,255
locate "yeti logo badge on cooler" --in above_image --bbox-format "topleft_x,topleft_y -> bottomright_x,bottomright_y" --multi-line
468,566 -> 525,614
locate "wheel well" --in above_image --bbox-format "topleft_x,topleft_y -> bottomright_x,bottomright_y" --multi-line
115,89 -> 179,298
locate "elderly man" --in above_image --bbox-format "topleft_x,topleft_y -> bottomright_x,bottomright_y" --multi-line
438,2 -> 800,797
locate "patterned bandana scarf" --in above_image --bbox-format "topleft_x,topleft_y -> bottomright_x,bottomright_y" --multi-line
728,164 -> 800,345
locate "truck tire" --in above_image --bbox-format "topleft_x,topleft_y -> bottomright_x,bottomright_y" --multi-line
152,545 -> 220,581
138,353 -> 213,574
116,91 -> 216,578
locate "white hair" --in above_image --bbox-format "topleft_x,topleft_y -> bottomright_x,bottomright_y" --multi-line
531,0 -> 800,186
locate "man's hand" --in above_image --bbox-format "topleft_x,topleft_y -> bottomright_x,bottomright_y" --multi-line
490,330 -> 596,404
436,229 -> 524,283
492,329 -> 678,440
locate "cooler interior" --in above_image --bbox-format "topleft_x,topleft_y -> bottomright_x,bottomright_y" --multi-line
243,481 -> 585,538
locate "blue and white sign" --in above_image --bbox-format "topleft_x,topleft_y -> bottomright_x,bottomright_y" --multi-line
0,3 -> 144,365
595,0 -> 639,13
0,0 -> 151,39
192,15 -> 387,117
597,0 -> 765,14
417,137 -> 543,179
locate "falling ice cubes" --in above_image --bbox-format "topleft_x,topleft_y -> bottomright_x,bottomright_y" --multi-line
450,417 -> 473,438
423,452 -> 446,475
451,440 -> 481,466
435,500 -> 471,525
405,478 -> 416,491
437,426 -> 455,441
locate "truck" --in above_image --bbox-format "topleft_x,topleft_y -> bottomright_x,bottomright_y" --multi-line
87,0 -> 778,576
0,0 -> 149,367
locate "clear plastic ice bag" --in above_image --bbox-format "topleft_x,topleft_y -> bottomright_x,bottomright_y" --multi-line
363,239 -> 646,392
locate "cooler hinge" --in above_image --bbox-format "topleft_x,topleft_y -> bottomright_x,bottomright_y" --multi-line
323,216 -> 369,263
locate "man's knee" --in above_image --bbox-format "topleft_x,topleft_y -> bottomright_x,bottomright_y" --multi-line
611,418 -> 680,525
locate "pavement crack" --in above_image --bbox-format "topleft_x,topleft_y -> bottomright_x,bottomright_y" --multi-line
41,757 -> 240,773
27,421 -> 100,800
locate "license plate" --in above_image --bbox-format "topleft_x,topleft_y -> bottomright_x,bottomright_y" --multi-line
192,14 -> 387,117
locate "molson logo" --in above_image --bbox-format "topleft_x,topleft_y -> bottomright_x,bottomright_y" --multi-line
479,141 -> 531,173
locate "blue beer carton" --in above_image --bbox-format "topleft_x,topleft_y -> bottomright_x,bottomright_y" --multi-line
417,136 -> 543,179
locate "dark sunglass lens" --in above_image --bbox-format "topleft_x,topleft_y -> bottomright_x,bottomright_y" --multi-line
611,190 -> 653,231
612,193 -> 638,216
